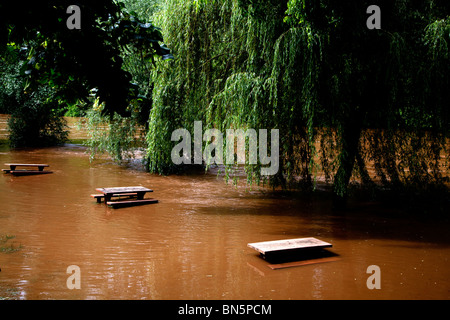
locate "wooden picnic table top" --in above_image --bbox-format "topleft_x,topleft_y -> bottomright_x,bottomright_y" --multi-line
5,163 -> 49,167
248,237 -> 332,255
96,186 -> 153,195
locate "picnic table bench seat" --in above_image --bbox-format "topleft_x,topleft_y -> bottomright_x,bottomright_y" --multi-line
90,192 -> 139,203
107,199 -> 159,209
8,170 -> 53,176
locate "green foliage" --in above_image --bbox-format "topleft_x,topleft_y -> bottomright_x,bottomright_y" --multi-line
84,101 -> 146,163
63,101 -> 89,117
7,90 -> 69,148
146,0 -> 449,204
283,0 -> 449,203
146,0 -> 323,188
1,1 -> 172,149
119,0 -> 161,20
0,53 -> 69,147
0,1 -> 172,117
146,0 -> 287,179
83,0 -> 172,163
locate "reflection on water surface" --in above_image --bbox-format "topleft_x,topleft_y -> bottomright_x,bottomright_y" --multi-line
0,144 -> 448,299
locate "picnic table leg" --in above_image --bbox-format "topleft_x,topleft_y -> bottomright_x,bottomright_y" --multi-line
10,165 -> 16,170
137,192 -> 145,200
104,194 -> 112,204
38,166 -> 44,171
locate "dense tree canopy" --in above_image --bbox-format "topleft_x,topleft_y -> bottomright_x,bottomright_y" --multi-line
0,0 -> 172,146
0,1 -> 171,116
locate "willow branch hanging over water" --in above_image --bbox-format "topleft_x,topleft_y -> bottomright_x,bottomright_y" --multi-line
145,0 -> 449,207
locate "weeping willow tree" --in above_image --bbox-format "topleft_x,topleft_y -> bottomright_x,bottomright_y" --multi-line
146,0 -> 449,208
147,0 -> 290,177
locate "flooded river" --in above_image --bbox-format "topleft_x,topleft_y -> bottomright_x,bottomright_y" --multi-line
0,144 -> 449,300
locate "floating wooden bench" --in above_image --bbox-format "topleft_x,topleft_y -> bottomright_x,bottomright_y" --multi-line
107,199 -> 159,209
248,237 -> 333,263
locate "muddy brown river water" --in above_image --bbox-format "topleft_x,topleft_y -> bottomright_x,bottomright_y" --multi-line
0,144 -> 448,300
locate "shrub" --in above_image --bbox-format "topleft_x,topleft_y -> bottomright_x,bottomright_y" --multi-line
8,86 -> 69,148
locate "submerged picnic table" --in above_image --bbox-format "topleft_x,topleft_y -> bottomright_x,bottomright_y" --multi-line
93,186 -> 158,208
248,237 -> 333,262
248,237 -> 338,269
2,163 -> 53,175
